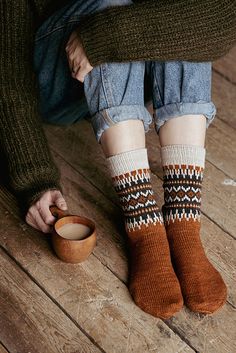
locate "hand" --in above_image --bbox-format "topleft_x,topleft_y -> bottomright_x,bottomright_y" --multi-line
66,30 -> 93,82
26,190 -> 68,233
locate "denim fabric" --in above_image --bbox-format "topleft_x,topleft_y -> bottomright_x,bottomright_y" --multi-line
148,61 -> 216,131
34,0 -> 216,141
34,0 -> 132,124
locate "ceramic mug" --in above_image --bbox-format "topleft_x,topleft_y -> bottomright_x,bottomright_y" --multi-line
50,206 -> 97,263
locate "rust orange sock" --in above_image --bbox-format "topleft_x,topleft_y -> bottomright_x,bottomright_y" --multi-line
161,145 -> 227,314
107,148 -> 183,319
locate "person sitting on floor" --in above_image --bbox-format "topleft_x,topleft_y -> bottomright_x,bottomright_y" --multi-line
1,0 -> 235,319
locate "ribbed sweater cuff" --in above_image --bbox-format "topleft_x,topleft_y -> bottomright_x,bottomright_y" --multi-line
161,145 -> 206,168
18,181 -> 62,215
106,148 -> 149,177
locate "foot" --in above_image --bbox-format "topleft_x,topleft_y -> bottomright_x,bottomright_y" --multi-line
166,221 -> 227,314
128,223 -> 183,319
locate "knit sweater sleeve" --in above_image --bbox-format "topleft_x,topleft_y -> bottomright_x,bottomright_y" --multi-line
78,0 -> 236,66
0,0 -> 61,212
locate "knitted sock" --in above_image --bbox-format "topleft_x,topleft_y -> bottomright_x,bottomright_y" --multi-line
161,145 -> 227,314
107,148 -> 183,319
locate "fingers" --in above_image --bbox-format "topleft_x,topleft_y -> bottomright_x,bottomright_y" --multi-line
51,190 -> 68,210
66,35 -> 84,72
65,30 -> 93,83
73,61 -> 93,82
70,57 -> 93,82
35,212 -> 52,234
26,207 -> 51,234
37,199 -> 56,226
25,189 -> 68,234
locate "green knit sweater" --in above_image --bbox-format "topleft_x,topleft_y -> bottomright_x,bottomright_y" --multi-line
0,0 -> 235,212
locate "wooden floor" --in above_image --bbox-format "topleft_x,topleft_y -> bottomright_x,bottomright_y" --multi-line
1,48 -> 236,353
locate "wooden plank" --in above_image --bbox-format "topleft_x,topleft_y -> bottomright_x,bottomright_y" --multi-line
51,152 -> 236,308
44,125 -> 236,351
0,249 -> 102,353
47,155 -> 236,352
0,150 -> 235,352
169,304 -> 236,353
1,150 -> 235,308
45,121 -> 236,238
205,118 -> 236,179
0,343 -> 8,353
0,198 -> 194,353
212,71 -> 236,129
213,47 -> 236,84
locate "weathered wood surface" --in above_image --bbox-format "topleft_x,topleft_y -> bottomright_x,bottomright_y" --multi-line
0,343 -> 9,353
0,199 -> 194,353
212,46 -> 236,129
213,47 -> 236,84
46,128 -> 236,307
0,249 -> 102,353
212,72 -> 236,129
0,147 -> 235,352
205,118 -> 236,179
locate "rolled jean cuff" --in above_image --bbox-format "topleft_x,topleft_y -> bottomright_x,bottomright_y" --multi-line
154,101 -> 217,133
90,104 -> 153,143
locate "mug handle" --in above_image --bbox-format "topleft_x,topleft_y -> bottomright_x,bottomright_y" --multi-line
50,205 -> 68,220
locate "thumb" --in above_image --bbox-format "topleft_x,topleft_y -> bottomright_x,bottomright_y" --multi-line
52,191 -> 68,210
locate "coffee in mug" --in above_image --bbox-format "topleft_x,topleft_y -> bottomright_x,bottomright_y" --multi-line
49,206 -> 97,263
57,223 -> 91,240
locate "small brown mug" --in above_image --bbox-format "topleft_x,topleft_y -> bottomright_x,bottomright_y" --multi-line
50,206 -> 96,263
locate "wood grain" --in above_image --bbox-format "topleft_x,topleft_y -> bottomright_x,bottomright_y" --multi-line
0,248 -> 101,353
0,200 -> 194,353
0,343 -> 9,353
205,118 -> 236,179
0,149 -> 235,352
212,71 -> 236,129
213,47 -> 236,84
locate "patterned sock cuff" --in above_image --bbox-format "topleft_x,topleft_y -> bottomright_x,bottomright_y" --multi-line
161,145 -> 206,168
106,148 -> 149,177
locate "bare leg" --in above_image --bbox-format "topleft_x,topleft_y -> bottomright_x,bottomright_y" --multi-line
100,119 -> 145,157
159,114 -> 206,147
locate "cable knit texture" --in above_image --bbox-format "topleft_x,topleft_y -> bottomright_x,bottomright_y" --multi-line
0,0 -> 235,211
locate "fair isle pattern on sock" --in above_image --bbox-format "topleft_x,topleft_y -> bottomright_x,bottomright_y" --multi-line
107,148 -> 163,232
162,164 -> 203,224
161,144 -> 205,225
112,168 -> 163,232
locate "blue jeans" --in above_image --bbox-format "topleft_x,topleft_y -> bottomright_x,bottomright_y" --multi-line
34,0 -> 216,142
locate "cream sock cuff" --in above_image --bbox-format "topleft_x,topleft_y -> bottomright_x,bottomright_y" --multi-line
161,145 -> 206,168
106,148 -> 149,177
